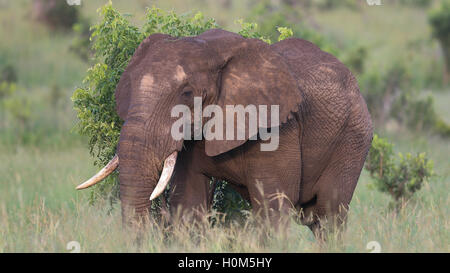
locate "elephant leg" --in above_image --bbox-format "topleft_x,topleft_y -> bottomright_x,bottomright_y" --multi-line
244,120 -> 302,229
170,171 -> 213,222
245,178 -> 297,231
301,122 -> 372,239
169,146 -> 214,223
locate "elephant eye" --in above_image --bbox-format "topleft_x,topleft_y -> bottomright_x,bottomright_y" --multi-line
181,89 -> 193,97
180,89 -> 193,100
179,88 -> 194,105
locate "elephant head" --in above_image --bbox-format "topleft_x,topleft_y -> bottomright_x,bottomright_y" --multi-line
77,29 -> 303,222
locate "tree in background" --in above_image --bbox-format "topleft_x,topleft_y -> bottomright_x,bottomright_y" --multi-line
31,0 -> 79,30
429,0 -> 450,85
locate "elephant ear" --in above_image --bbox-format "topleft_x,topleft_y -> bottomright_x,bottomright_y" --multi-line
198,29 -> 303,156
115,33 -> 172,120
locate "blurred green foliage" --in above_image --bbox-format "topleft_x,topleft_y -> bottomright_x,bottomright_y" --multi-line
248,0 -> 340,56
32,0 -> 79,30
429,0 -> 450,85
343,46 -> 367,75
303,0 -> 432,9
359,59 -> 450,138
0,80 -> 32,137
70,17 -> 93,62
392,92 -> 449,137
398,0 -> 433,7
359,61 -> 411,124
0,64 -> 17,84
2,96 -> 32,129
365,134 -> 434,209
0,81 -> 16,100
49,84 -> 64,108
312,0 -> 358,10
1,62 -> 31,131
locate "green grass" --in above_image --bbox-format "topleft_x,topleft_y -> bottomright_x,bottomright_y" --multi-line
0,1 -> 87,88
0,0 -> 448,252
0,132 -> 448,252
314,4 -> 433,64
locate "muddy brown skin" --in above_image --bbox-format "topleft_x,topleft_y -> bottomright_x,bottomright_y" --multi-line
115,29 -> 373,235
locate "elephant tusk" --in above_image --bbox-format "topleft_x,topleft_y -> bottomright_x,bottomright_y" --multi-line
76,154 -> 119,190
149,151 -> 178,200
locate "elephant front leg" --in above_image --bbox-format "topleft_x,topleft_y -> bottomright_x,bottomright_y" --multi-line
246,177 -> 299,231
169,163 -> 214,223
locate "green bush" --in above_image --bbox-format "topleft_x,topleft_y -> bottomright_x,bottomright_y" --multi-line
72,4 -> 143,203
365,134 -> 434,209
142,7 -> 218,37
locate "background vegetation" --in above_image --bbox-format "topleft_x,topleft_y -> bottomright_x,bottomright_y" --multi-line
0,0 -> 448,252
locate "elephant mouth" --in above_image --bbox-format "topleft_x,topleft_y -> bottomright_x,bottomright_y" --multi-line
76,151 -> 178,201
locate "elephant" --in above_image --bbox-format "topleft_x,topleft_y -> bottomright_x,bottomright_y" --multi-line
77,28 -> 373,236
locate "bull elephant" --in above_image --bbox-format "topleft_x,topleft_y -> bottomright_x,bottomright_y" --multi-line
77,29 -> 373,236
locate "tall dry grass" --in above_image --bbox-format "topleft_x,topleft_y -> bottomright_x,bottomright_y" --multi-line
0,142 -> 448,252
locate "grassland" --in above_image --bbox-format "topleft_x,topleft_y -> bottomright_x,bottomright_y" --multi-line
0,0 -> 448,252
0,135 -> 448,252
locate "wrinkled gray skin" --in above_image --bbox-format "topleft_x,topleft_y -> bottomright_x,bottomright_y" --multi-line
115,29 -> 373,236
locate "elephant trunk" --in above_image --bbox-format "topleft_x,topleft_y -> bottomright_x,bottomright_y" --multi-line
117,118 -> 180,223
117,120 -> 160,221
77,96 -> 182,223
